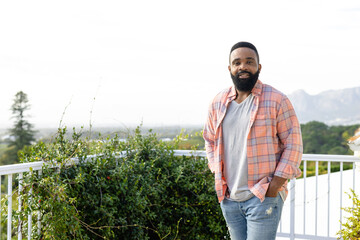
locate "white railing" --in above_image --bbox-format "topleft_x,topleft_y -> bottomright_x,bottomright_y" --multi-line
277,154 -> 360,240
0,151 -> 359,240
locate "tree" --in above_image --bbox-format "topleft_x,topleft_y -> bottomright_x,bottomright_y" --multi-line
1,91 -> 36,165
301,121 -> 328,154
300,121 -> 360,155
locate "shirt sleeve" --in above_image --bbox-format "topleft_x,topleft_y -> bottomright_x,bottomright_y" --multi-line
274,95 -> 303,179
203,104 -> 216,173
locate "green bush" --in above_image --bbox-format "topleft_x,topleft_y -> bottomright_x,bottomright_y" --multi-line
338,189 -> 360,240
1,127 -> 229,239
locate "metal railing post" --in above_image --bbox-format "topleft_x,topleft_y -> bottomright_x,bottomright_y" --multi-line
0,175 -> 2,239
18,173 -> 23,240
7,174 -> 12,240
28,173 -> 33,240
290,178 -> 295,240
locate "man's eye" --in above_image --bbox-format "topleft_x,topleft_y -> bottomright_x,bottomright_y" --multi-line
247,61 -> 253,64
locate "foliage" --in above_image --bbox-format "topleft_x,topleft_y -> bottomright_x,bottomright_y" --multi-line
1,126 -> 228,239
299,121 -> 359,177
0,91 -> 36,165
337,189 -> 360,240
301,121 -> 360,155
176,130 -> 204,150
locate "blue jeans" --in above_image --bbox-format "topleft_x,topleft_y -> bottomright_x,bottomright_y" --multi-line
220,194 -> 284,240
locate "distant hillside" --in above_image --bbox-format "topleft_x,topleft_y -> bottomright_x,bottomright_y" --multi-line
288,87 -> 360,125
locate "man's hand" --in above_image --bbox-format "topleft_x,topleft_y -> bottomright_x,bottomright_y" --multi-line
266,176 -> 287,197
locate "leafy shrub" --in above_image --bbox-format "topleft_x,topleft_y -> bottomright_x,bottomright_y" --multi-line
338,189 -> 360,240
2,127 -> 229,239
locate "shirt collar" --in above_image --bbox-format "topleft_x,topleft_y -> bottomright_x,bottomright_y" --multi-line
251,79 -> 263,97
228,79 -> 263,99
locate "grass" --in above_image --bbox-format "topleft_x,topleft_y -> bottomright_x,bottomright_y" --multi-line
299,161 -> 354,178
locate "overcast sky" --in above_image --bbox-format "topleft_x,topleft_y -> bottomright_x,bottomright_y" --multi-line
1,0 -> 359,129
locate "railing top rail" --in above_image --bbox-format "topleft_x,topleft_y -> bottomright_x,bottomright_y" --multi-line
173,150 -> 207,157
302,153 -> 360,162
0,161 -> 45,175
0,151 -> 359,176
174,151 -> 360,162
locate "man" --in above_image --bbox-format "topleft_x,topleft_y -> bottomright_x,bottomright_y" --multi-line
203,41 -> 303,240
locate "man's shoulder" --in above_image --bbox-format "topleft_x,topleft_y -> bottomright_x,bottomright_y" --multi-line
210,86 -> 233,104
260,83 -> 288,101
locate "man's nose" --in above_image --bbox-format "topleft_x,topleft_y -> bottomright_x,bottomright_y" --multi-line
239,63 -> 248,71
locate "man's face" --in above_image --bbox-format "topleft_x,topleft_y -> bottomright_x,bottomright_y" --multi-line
228,47 -> 261,92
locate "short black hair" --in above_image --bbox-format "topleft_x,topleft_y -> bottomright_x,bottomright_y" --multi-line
229,41 -> 259,63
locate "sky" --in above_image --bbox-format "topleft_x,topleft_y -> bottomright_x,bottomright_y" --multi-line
1,0 -> 360,129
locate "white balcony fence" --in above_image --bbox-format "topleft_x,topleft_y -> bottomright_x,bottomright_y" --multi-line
0,151 -> 359,240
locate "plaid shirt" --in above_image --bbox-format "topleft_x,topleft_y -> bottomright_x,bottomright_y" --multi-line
203,80 -> 303,203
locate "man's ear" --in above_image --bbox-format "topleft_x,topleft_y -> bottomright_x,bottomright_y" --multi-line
258,64 -> 262,72
228,65 -> 231,72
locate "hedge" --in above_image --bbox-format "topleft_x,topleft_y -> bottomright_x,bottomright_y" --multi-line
1,127 -> 229,239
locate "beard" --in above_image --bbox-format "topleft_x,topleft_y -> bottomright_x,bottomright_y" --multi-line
231,70 -> 259,92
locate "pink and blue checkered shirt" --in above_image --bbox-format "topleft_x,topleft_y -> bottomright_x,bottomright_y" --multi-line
203,80 -> 303,203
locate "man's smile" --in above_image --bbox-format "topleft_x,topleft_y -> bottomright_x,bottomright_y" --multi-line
239,73 -> 250,78
237,71 -> 252,79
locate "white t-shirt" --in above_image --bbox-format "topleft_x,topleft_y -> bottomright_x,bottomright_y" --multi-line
222,94 -> 255,202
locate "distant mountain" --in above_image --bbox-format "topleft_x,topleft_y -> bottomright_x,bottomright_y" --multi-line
288,87 -> 360,125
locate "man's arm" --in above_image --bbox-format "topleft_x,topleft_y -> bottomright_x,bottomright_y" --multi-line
203,107 -> 216,173
272,96 -> 303,187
